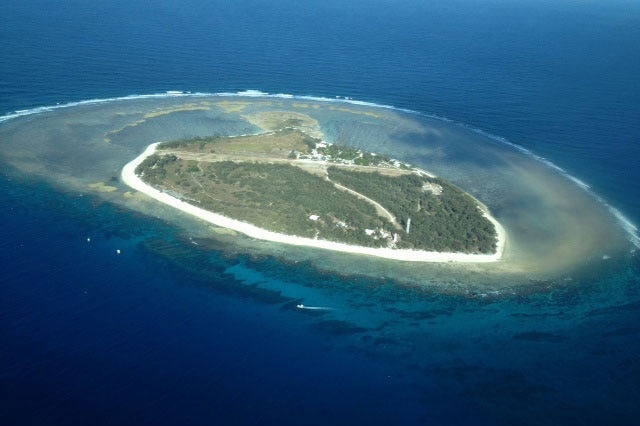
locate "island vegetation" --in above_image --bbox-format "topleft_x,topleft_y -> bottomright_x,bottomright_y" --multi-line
135,128 -> 497,253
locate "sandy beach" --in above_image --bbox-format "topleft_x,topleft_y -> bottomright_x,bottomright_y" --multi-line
122,143 -> 506,263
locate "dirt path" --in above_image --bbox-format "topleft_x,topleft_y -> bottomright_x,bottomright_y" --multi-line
329,180 -> 401,230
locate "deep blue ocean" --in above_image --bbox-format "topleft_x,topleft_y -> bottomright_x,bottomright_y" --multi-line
2,1 -> 640,425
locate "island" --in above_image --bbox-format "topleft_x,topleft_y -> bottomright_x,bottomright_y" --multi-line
2,94 -> 631,281
122,124 -> 505,263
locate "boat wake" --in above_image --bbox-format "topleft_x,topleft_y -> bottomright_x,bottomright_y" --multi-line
296,304 -> 333,311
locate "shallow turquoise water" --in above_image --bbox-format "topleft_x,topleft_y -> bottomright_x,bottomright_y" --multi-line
1,0 -> 639,424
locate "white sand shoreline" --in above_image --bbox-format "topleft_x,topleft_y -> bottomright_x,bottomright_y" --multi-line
122,143 -> 506,263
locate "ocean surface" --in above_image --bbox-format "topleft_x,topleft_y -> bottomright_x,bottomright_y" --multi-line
1,1 -> 639,425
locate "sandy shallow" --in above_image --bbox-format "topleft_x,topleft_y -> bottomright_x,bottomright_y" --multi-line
0,94 -> 633,286
122,143 -> 506,263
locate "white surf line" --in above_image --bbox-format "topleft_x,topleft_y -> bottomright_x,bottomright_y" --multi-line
5,90 -> 634,250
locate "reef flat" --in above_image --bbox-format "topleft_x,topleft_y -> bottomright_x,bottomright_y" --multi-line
0,94 -> 632,289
